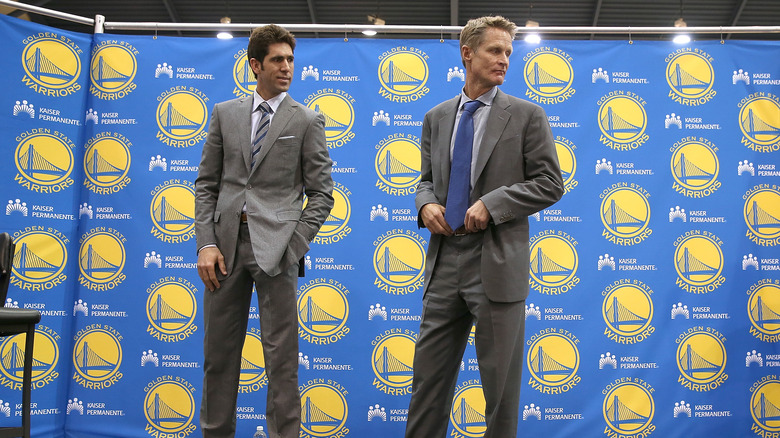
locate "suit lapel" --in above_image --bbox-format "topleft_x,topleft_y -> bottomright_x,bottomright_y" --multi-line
436,96 -> 460,192
250,94 -> 295,175
239,96 -> 254,173
474,90 -> 510,184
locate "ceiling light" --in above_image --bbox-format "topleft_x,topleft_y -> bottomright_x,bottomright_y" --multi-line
363,14 -> 384,36
524,19 -> 541,44
673,17 -> 690,44
217,16 -> 233,39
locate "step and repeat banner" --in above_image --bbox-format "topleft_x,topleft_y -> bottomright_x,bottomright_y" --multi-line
1,12 -> 779,438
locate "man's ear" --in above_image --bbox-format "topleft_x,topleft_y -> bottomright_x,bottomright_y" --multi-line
461,45 -> 472,66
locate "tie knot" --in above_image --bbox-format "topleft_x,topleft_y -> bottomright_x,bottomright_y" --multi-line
462,100 -> 483,115
257,102 -> 271,114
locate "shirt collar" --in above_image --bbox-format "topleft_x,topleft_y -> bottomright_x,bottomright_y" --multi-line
458,86 -> 497,110
252,91 -> 287,113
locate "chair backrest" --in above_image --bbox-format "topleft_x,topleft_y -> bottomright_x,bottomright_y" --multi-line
0,232 -> 15,304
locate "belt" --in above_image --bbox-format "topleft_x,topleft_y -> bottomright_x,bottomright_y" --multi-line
240,212 -> 248,223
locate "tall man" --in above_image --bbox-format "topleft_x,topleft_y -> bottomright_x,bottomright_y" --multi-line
405,16 -> 563,438
195,25 -> 333,438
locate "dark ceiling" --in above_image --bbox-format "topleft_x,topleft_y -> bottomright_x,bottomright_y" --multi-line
4,0 -> 780,40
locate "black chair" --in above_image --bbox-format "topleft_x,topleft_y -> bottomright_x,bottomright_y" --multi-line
0,233 -> 41,438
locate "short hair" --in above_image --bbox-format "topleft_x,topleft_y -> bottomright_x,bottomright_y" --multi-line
248,24 -> 296,66
459,16 -> 516,66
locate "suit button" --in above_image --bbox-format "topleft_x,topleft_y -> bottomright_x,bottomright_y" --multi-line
247,184 -> 252,190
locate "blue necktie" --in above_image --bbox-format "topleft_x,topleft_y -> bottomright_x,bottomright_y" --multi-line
445,100 -> 483,230
251,102 -> 271,169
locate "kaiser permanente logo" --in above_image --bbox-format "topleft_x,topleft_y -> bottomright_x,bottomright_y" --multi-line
304,89 -> 356,149
526,329 -> 581,394
231,49 -> 254,97
371,329 -> 416,396
78,227 -> 126,291
738,93 -> 780,153
673,231 -> 726,293
601,279 -> 655,344
750,376 -> 780,436
597,91 -> 649,151
89,40 -> 138,100
312,181 -> 352,245
149,179 -> 196,244
83,132 -> 132,195
374,134 -> 421,197
746,280 -> 780,343
0,325 -> 60,391
372,230 -> 426,295
554,136 -> 578,195
10,226 -> 68,291
297,278 -> 350,345
21,32 -> 83,97
743,184 -> 780,247
155,87 -> 209,147
665,48 -> 716,106
523,47 -> 576,104
675,326 -> 727,391
72,324 -> 123,389
449,380 -> 487,437
602,378 -> 656,437
299,379 -> 349,438
239,327 -> 268,393
145,277 -> 198,343
143,376 -> 197,438
529,230 -> 580,295
670,137 -> 721,198
600,183 -> 652,246
14,129 -> 75,193
377,46 -> 430,103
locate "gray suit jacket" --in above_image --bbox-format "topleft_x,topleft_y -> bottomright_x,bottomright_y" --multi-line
415,89 -> 563,302
195,94 -> 333,277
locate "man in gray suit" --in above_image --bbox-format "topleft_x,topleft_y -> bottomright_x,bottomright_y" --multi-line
195,24 -> 333,438
405,16 -> 563,438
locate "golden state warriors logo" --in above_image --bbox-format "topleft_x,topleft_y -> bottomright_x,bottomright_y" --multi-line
156,87 -> 209,147
145,277 -> 198,342
746,280 -> 780,343
374,133 -> 421,196
83,132 -> 132,194
312,181 -> 352,245
305,89 -> 356,149
450,380 -> 486,437
78,227 -> 126,291
600,183 -> 652,246
143,376 -> 197,438
232,48 -> 255,97
297,278 -> 350,345
0,325 -> 60,390
89,40 -> 138,99
10,226 -> 68,291
14,129 -> 75,193
597,91 -> 649,151
529,230 -> 580,295
738,93 -> 780,153
675,327 -> 727,391
72,324 -> 123,389
602,379 -> 655,437
377,46 -> 430,103
299,379 -> 349,438
371,329 -> 416,395
750,376 -> 780,435
673,231 -> 726,293
523,47 -> 576,104
601,279 -> 655,344
239,327 -> 268,393
670,137 -> 720,197
150,179 -> 196,243
555,136 -> 578,195
743,185 -> 780,247
665,49 -> 716,106
372,229 -> 426,295
526,329 -> 581,394
21,32 -> 82,96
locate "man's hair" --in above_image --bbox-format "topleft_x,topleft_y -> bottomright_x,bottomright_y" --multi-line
248,24 -> 296,66
459,16 -> 516,66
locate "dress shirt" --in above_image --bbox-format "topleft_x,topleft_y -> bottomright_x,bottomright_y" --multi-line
450,86 -> 498,187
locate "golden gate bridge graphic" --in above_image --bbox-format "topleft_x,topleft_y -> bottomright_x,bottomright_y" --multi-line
159,101 -> 202,135
605,394 -> 650,429
600,107 -> 642,138
321,209 -> 346,229
149,294 -> 190,329
299,297 -> 344,332
606,296 -> 649,331
530,247 -> 574,282
678,343 -> 721,378
753,392 -> 780,427
373,346 -> 413,382
376,246 -> 420,282
146,392 -> 189,428
91,56 -> 131,88
747,201 -> 780,232
673,153 -> 714,185
668,63 -> 710,94
236,60 -> 256,91
741,108 -> 780,140
25,47 -> 75,84
377,150 -> 418,183
529,346 -> 574,381
675,247 -> 719,281
301,396 -> 341,430
74,341 -> 116,376
239,353 -> 264,381
312,104 -> 349,136
1,338 -> 50,378
12,242 -> 59,278
18,143 -> 69,180
380,60 -> 423,91
152,197 -> 194,231
80,245 -> 120,278
526,62 -> 568,93
603,199 -> 645,233
452,398 -> 486,433
86,149 -> 124,181
750,296 -> 780,330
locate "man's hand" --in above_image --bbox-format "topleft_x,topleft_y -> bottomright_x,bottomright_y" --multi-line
197,246 -> 226,292
420,203 -> 454,236
464,200 -> 490,233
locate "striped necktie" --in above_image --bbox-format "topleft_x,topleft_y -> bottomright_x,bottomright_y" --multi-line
251,102 -> 271,169
445,99 -> 483,230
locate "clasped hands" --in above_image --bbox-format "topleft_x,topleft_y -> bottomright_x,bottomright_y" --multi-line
420,200 -> 489,236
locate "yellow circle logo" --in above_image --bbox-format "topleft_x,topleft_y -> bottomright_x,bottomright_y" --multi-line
14,132 -> 74,189
600,187 -> 651,239
602,382 -> 654,435
450,382 -> 486,437
232,50 -> 255,96
602,284 -> 653,338
744,188 -> 780,241
306,91 -> 355,145
297,280 -> 349,344
300,382 -> 348,436
751,379 -> 780,433
0,327 -> 59,388
78,230 -> 126,285
529,234 -> 578,289
373,234 -> 425,290
523,51 -> 574,99
11,229 -> 67,284
84,134 -> 131,189
156,90 -> 208,141
316,185 -> 351,239
72,327 -> 122,388
747,283 -> 780,339
375,136 -> 421,192
21,37 -> 81,90
239,329 -> 267,390
144,379 -> 196,435
674,235 -> 724,287
371,332 -> 415,392
676,330 -> 726,387
527,332 -> 580,387
597,95 -> 648,144
90,44 -> 137,93
150,182 -> 196,238
145,279 -> 197,340
554,138 -> 577,195
666,52 -> 715,101
670,139 -> 720,194
378,49 -> 429,96
739,96 -> 780,147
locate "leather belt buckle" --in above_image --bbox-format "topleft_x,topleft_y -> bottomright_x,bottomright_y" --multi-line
453,226 -> 467,237
240,212 -> 248,223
